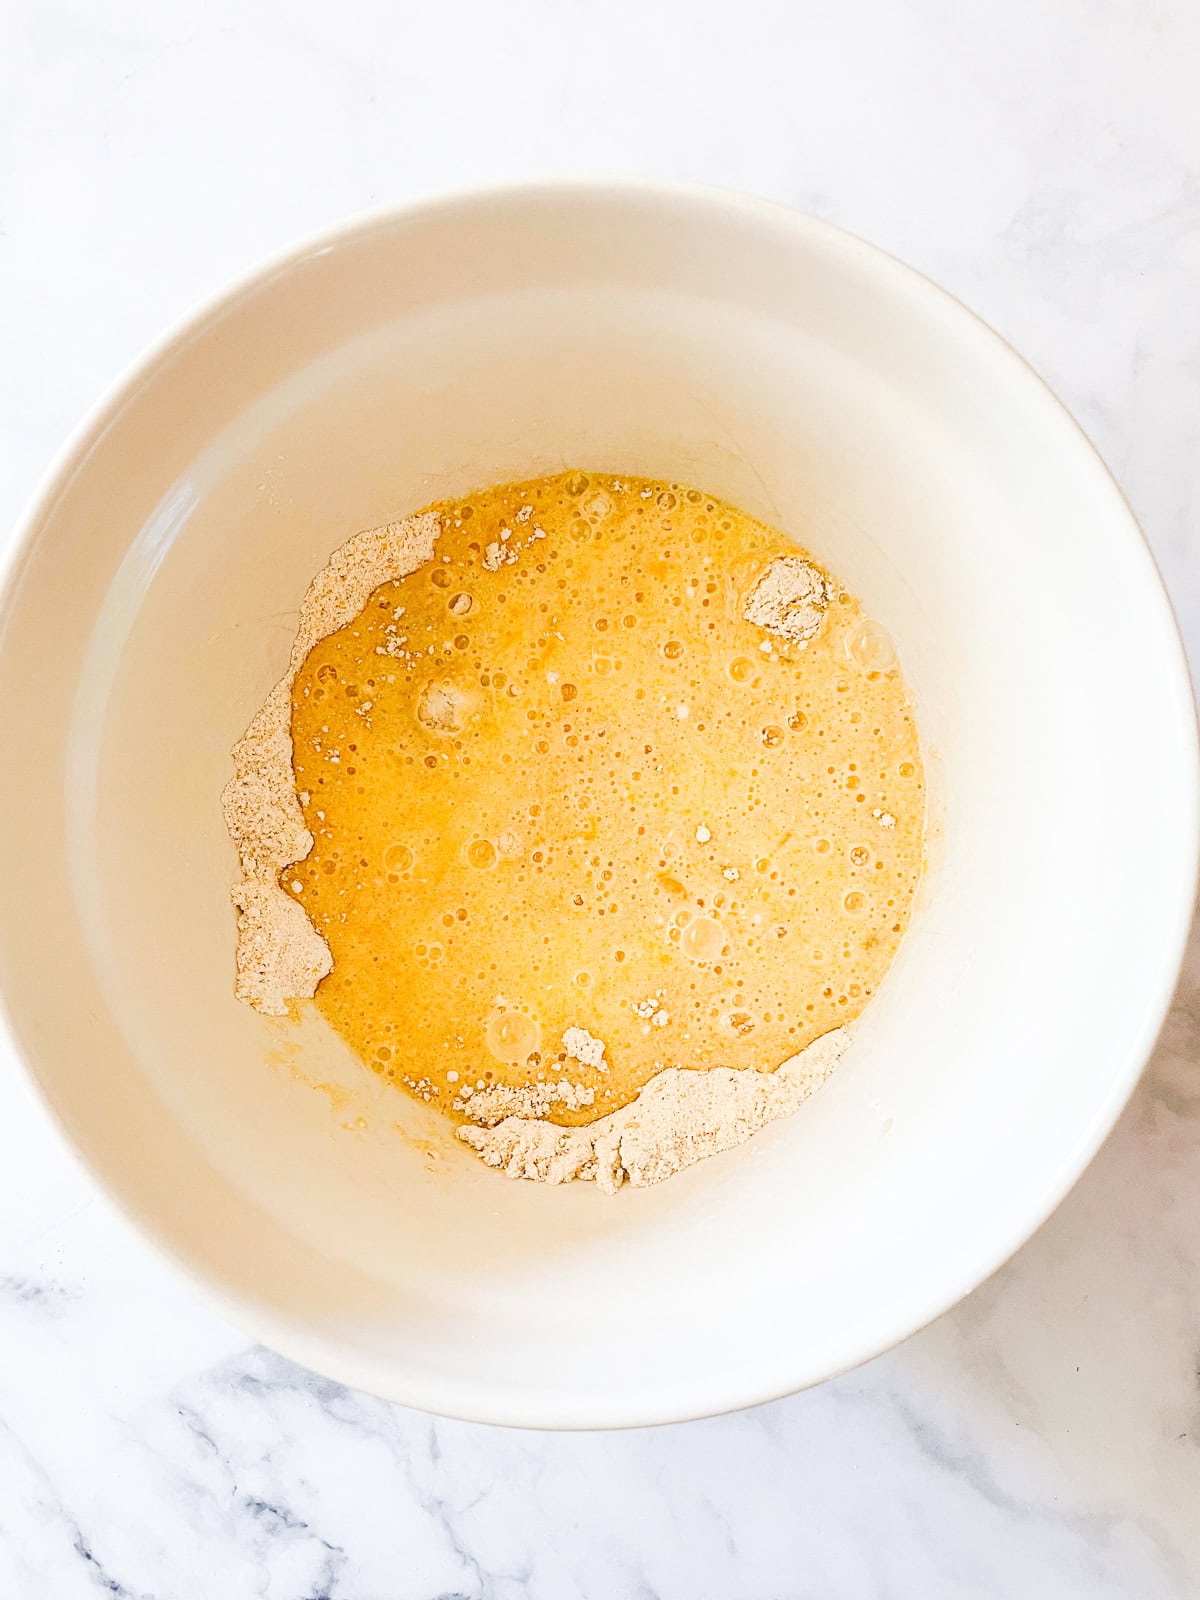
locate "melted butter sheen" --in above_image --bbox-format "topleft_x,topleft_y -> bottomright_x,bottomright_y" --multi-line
288,472 -> 924,1126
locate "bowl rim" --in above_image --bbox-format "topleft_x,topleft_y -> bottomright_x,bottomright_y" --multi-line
2,176 -> 1197,1429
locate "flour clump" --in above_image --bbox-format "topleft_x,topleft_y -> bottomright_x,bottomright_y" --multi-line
743,555 -> 830,644
458,1027 -> 850,1193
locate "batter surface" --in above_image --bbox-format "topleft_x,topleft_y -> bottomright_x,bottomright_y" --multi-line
283,472 -> 923,1127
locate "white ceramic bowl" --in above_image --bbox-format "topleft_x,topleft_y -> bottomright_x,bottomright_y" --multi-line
0,182 -> 1195,1428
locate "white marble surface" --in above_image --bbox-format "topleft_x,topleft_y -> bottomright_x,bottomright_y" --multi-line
2,1 -> 1200,1594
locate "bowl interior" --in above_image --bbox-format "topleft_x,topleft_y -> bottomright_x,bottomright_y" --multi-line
1,187 -> 1194,1426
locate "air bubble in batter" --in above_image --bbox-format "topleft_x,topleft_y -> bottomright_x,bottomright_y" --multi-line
486,1009 -> 540,1063
467,838 -> 497,869
681,915 -> 724,962
847,619 -> 897,674
383,843 -> 413,873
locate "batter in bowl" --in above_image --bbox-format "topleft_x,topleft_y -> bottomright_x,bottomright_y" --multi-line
223,472 -> 924,1190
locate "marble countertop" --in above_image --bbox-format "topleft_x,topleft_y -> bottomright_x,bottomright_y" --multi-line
3,2 -> 1199,1595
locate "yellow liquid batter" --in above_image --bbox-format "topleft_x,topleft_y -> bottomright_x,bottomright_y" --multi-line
287,472 -> 924,1126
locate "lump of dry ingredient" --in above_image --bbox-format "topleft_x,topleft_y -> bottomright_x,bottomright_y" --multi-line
457,1027 -> 849,1193
562,1026 -> 607,1071
228,878 -> 332,1016
457,1078 -> 596,1127
415,678 -> 471,734
221,511 -> 440,1014
743,554 -> 830,644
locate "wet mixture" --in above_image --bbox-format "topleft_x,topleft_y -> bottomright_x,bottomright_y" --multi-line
223,471 -> 924,1191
